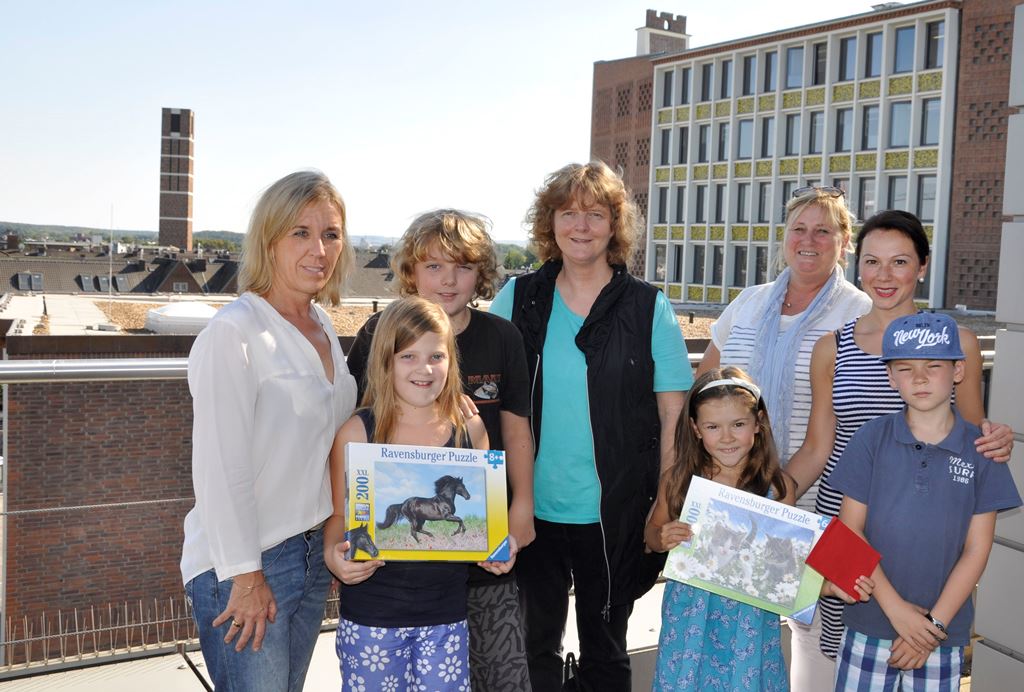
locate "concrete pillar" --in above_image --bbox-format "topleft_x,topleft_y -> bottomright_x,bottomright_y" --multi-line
971,4 -> 1024,689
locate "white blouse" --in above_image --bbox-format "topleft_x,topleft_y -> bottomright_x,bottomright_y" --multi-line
181,292 -> 356,584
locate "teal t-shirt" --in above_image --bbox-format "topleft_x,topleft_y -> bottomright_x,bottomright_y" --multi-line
490,278 -> 692,523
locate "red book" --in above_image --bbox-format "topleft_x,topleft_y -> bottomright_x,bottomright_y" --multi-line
805,517 -> 881,599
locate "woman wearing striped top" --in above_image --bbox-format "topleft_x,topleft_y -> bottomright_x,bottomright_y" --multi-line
786,210 -> 1013,682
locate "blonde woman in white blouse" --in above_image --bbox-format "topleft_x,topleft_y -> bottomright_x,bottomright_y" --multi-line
181,171 -> 357,692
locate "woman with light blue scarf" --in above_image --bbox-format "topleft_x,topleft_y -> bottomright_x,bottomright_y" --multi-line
696,185 -> 870,691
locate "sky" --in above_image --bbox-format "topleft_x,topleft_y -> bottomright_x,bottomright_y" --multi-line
2,0 -> 877,242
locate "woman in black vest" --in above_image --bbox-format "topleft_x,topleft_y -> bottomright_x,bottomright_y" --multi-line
490,161 -> 693,691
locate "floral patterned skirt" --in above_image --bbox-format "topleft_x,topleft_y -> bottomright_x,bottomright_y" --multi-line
653,581 -> 789,691
335,617 -> 470,691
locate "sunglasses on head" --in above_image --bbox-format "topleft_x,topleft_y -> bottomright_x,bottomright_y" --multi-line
793,185 -> 845,198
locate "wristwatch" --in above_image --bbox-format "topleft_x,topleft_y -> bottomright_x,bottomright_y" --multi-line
925,612 -> 946,633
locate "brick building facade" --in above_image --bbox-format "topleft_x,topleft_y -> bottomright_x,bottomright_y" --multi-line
159,108 -> 195,252
3,335 -> 196,662
591,11 -> 689,276
946,0 -> 1019,309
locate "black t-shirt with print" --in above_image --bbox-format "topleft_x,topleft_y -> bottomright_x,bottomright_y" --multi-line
347,308 -> 531,449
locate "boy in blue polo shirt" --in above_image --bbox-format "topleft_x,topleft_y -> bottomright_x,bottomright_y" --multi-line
829,313 -> 1021,691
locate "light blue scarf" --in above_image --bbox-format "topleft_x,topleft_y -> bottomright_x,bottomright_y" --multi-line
746,265 -> 849,461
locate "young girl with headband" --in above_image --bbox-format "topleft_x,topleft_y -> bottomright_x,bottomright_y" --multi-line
644,366 -> 868,690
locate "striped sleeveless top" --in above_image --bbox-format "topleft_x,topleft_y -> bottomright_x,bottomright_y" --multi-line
814,320 -> 904,519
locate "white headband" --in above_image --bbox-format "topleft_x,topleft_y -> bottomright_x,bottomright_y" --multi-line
698,377 -> 762,401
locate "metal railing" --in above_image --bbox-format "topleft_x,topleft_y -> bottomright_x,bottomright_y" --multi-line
0,343 -> 996,678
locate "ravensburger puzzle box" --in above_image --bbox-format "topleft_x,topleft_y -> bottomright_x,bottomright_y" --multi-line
663,476 -> 829,624
345,442 -> 510,562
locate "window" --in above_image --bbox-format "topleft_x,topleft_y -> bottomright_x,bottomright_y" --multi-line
657,187 -> 668,224
742,55 -> 756,96
679,67 -> 691,104
781,180 -> 796,210
660,129 -> 672,165
835,108 -> 852,152
653,245 -> 667,281
755,246 -> 768,284
736,183 -> 750,223
861,105 -> 879,150
714,183 -> 726,223
763,51 -> 777,91
677,126 -> 689,163
674,187 -> 686,223
832,177 -> 849,195
173,281 -> 189,292
698,124 -> 710,162
808,111 -> 824,154
925,21 -> 944,69
838,37 -> 856,81
717,123 -> 730,161
114,275 -> 129,292
662,71 -> 673,108
785,114 -> 801,156
712,245 -> 724,285
720,59 -> 733,99
96,275 -> 109,291
786,46 -> 802,89
917,175 -> 936,222
701,63 -> 713,101
170,112 -> 181,133
865,31 -> 882,78
760,116 -> 776,158
692,244 -> 706,283
888,175 -> 908,210
785,46 -> 803,89
79,274 -> 94,292
672,244 -> 684,283
889,101 -> 911,148
812,42 -> 827,86
894,26 -> 915,73
757,182 -> 771,223
921,98 -> 940,146
737,119 -> 753,159
858,177 -> 876,220
696,185 -> 708,222
733,246 -> 748,287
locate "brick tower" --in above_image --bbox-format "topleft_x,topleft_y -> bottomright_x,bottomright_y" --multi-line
159,108 -> 194,251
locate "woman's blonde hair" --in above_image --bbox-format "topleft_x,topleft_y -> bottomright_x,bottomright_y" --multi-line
362,296 -> 466,445
781,188 -> 855,269
238,170 -> 354,306
392,209 -> 499,301
527,161 -> 638,266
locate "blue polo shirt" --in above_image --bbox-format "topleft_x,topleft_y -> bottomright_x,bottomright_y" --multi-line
828,408 -> 1021,646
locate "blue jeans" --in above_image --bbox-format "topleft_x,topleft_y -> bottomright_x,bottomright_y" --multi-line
185,527 -> 332,692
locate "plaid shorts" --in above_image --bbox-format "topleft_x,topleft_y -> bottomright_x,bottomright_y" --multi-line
834,628 -> 963,691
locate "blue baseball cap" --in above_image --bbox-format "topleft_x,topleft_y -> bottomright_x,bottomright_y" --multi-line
881,313 -> 965,362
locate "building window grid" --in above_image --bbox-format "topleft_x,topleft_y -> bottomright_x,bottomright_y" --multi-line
736,183 -> 750,223
809,111 -> 824,155
657,187 -> 668,224
660,129 -> 672,166
692,244 -> 706,284
839,36 -> 857,81
672,244 -> 684,283
651,17 -> 954,295
737,119 -> 753,160
701,63 -> 713,101
675,187 -> 686,223
662,70 -> 673,108
712,245 -> 724,286
785,46 -> 803,89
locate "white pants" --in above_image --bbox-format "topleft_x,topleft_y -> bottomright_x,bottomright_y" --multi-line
787,608 -> 836,692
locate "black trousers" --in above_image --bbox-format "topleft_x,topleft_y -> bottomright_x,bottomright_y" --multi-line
517,519 -> 634,692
